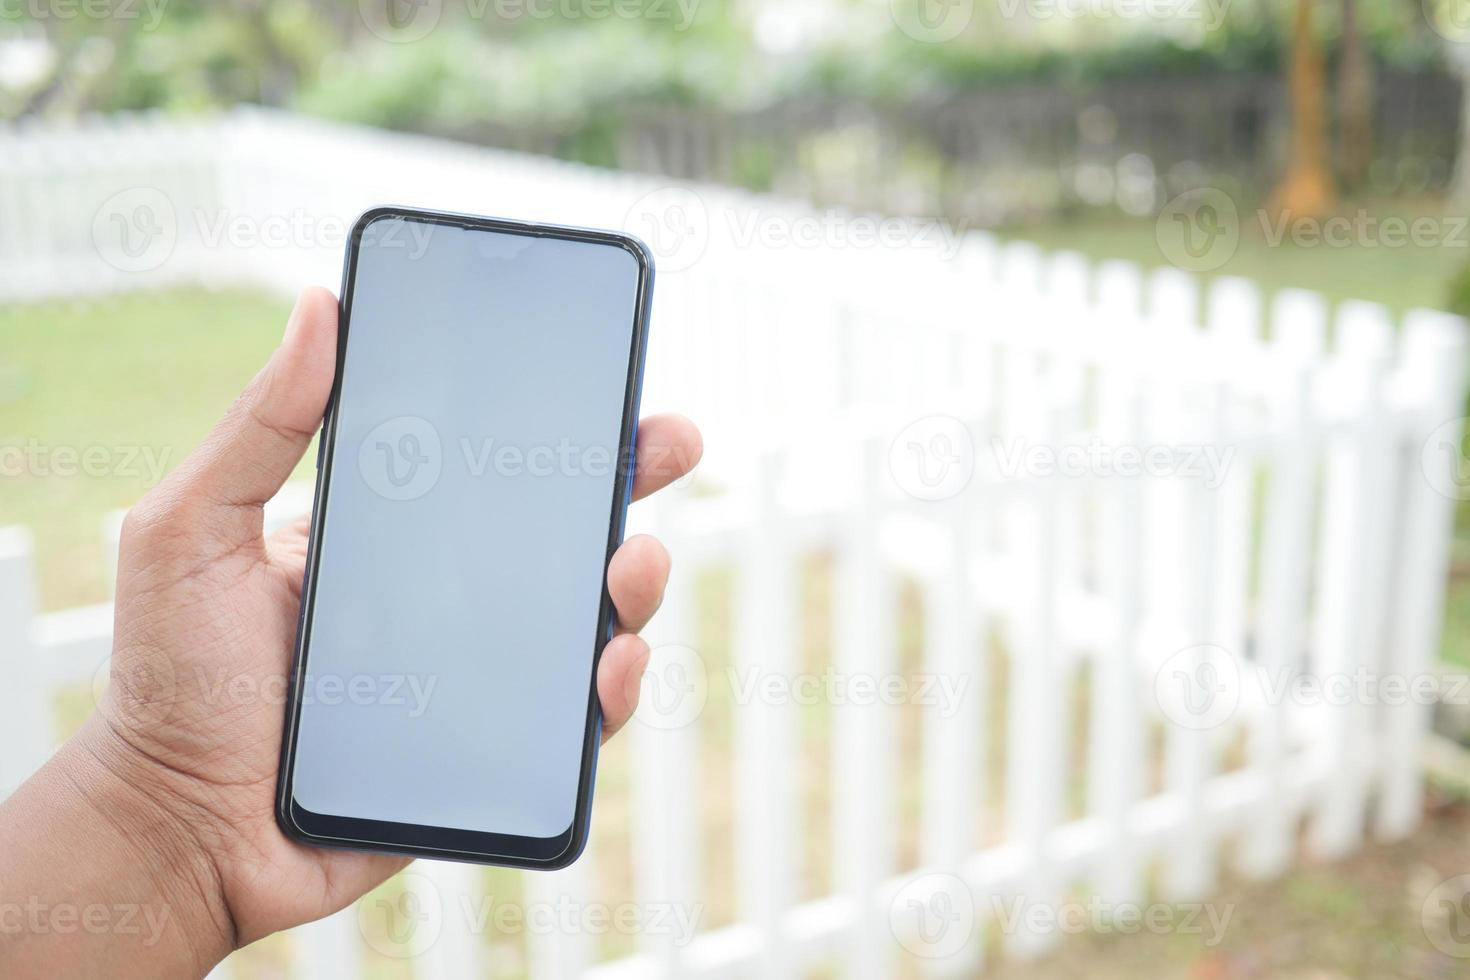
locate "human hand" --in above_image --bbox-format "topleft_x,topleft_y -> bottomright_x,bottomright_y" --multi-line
0,287 -> 701,979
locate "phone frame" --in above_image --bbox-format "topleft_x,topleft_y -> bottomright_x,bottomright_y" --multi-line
275,206 -> 654,869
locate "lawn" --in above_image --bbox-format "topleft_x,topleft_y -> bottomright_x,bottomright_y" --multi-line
0,289 -> 304,609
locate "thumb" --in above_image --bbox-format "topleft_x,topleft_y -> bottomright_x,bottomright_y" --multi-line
158,287 -> 337,546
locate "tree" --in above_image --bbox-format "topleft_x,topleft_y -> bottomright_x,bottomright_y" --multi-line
1269,0 -> 1337,218
1337,0 -> 1374,190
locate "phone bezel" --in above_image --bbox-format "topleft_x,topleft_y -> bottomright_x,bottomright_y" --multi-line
274,205 -> 654,869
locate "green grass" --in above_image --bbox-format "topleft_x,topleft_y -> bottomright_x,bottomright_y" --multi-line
0,288 -> 304,610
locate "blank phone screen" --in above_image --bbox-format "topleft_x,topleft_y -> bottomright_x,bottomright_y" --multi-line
290,216 -> 641,840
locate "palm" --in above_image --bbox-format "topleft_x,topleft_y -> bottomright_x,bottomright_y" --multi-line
108,515 -> 407,945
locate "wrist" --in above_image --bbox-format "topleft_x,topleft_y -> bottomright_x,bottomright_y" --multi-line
0,716 -> 236,979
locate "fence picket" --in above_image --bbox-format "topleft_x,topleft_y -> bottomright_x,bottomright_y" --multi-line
733,453 -> 798,977
630,504 -> 702,978
1310,302 -> 1396,859
918,482 -> 986,976
1237,291 -> 1325,880
1378,311 -> 1470,839
0,528 -> 51,798
832,437 -> 897,979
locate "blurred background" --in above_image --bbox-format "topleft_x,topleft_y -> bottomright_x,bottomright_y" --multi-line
5,1 -> 1470,978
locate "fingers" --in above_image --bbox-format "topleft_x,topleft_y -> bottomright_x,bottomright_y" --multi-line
607,534 -> 671,634
597,633 -> 650,741
147,288 -> 337,549
631,414 -> 702,501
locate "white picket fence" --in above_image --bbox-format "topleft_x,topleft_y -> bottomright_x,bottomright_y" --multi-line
2,110 -> 1468,978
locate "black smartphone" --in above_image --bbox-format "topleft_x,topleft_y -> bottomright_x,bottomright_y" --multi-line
275,206 -> 653,869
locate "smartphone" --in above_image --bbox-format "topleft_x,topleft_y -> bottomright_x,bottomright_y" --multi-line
275,206 -> 653,868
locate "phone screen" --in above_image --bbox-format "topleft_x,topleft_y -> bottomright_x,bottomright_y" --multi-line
287,214 -> 644,846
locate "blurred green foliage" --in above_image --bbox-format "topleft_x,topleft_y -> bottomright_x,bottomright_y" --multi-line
1,0 -> 1452,127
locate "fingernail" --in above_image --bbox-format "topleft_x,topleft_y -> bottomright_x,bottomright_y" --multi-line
282,291 -> 307,345
625,648 -> 652,707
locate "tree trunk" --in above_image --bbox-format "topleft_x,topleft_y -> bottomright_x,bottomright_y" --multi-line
1337,0 -> 1374,190
1448,46 -> 1470,205
1270,0 -> 1337,218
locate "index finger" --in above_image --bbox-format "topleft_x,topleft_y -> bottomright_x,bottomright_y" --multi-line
631,414 -> 702,500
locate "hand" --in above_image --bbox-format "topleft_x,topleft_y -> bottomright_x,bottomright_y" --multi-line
0,288 -> 701,979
